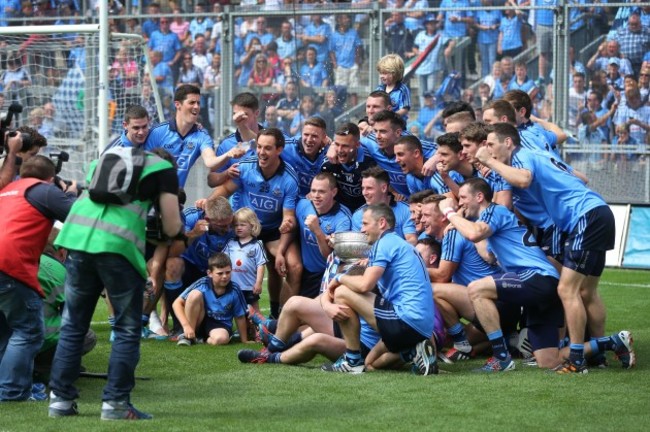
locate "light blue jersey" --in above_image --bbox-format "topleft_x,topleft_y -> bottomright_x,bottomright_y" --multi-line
361,133 -> 437,197
406,170 -> 464,195
181,207 -> 235,272
369,231 -> 435,338
103,131 -> 139,153
281,142 -> 329,198
518,121 -> 560,157
476,169 -> 512,194
479,204 -> 559,279
223,238 -> 268,292
232,157 -> 299,231
214,126 -> 262,173
146,120 -> 214,187
511,147 -> 606,232
329,27 -> 362,68
304,22 -> 332,63
296,199 -> 352,273
441,229 -> 502,287
352,201 -> 416,239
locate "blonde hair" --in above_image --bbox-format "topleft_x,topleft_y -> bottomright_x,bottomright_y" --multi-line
233,207 -> 262,237
376,54 -> 405,82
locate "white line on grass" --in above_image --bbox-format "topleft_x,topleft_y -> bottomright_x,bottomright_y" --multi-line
600,281 -> 650,288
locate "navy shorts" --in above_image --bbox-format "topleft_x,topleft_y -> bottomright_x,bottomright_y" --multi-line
258,228 -> 281,244
537,224 -> 567,261
493,273 -> 563,328
182,258 -> 206,289
199,316 -> 232,339
471,301 -> 522,335
374,295 -> 427,354
527,323 -> 560,351
299,269 -> 324,299
563,205 -> 615,276
242,290 -> 260,305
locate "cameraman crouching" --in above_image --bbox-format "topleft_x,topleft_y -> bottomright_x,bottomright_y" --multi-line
0,134 -> 78,401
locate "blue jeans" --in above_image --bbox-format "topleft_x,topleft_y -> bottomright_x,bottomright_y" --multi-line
479,42 -> 497,77
0,272 -> 44,401
49,252 -> 145,402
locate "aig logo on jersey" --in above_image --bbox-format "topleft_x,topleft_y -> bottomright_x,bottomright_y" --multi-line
248,192 -> 280,213
338,182 -> 361,197
303,227 -> 318,246
388,171 -> 406,186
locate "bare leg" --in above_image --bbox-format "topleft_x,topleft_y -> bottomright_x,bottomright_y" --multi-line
207,328 -> 231,346
581,275 -> 606,338
557,267 -> 587,354
274,295 -> 334,342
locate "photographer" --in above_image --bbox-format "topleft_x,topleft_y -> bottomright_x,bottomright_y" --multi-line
0,152 -> 77,402
48,145 -> 183,420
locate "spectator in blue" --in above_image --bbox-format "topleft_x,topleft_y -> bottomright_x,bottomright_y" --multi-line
290,94 -> 320,137
497,7 -> 523,59
188,2 -> 213,43
508,60 -> 537,95
384,11 -> 415,60
299,46 -> 329,89
148,16 -> 182,82
150,50 -> 174,99
300,14 -> 332,65
586,39 -> 634,77
273,80 -> 299,124
606,58 -> 624,92
141,2 -> 160,41
568,0 -> 588,33
0,0 -> 20,27
413,15 -> 443,107
237,36 -> 262,88
263,105 -> 289,135
475,0 -> 501,77
275,57 -> 300,89
329,13 -> 363,104
417,92 -> 440,136
245,16 -> 275,49
617,12 -> 650,75
582,90 -> 611,142
276,20 -> 301,61
535,0 -> 557,82
437,0 -> 473,71
403,0 -> 430,32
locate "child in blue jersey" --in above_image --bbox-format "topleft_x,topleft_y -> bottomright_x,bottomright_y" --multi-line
223,208 -> 267,312
172,253 -> 249,346
375,54 -> 411,122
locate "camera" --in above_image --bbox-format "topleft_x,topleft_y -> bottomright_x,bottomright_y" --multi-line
0,102 -> 30,155
51,151 -> 84,195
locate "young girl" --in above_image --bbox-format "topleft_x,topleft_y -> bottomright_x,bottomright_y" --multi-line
375,53 -> 411,122
223,208 -> 267,313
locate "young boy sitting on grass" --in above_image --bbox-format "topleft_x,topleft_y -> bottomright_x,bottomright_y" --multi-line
173,252 -> 250,346
375,53 -> 411,122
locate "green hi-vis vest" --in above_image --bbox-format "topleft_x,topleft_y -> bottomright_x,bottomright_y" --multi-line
55,154 -> 173,278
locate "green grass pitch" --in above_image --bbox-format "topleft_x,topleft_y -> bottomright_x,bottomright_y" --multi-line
2,268 -> 649,431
